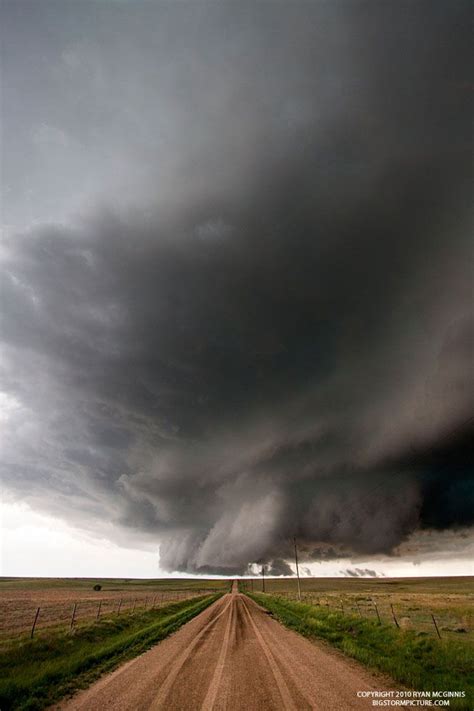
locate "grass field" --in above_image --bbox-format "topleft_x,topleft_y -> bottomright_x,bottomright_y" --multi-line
248,591 -> 473,711
0,577 -> 229,641
240,576 -> 474,643
0,577 -> 229,592
1,576 -> 471,710
0,592 -> 221,711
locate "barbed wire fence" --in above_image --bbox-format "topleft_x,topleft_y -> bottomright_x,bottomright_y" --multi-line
240,582 -> 471,641
0,588 -> 221,642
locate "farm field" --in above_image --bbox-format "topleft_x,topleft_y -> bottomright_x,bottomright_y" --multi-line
0,577 -> 229,642
240,575 -> 474,643
0,578 -> 472,710
248,590 -> 473,710
0,593 -> 221,710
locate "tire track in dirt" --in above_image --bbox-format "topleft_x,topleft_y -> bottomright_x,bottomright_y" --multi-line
239,597 -> 298,711
200,593 -> 234,711
57,584 -> 394,710
149,597 -> 233,710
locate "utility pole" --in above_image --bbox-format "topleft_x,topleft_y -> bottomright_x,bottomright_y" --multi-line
262,564 -> 265,593
294,537 -> 302,601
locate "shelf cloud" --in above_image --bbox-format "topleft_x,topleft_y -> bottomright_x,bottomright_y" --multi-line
1,1 -> 472,573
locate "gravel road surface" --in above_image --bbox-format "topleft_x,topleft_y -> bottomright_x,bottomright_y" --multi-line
57,582 -> 392,710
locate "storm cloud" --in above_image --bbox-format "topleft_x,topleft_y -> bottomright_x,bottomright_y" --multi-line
1,1 -> 472,573
342,569 -> 379,578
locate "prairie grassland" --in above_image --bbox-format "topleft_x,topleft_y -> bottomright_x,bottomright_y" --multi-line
248,591 -> 473,711
241,576 -> 474,643
0,593 -> 221,711
0,576 -> 229,592
0,577 -> 229,642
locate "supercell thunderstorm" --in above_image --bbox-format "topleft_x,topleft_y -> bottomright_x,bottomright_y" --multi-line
1,2 -> 472,573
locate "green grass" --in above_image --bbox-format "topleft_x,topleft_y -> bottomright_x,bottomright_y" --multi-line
0,594 -> 220,711
240,576 -> 474,643
241,576 -> 474,597
248,593 -> 473,711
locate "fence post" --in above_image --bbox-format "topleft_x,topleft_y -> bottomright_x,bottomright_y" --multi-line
340,599 -> 344,614
431,613 -> 442,639
373,600 -> 381,624
31,607 -> 40,638
355,600 -> 362,617
117,598 -> 122,615
96,601 -> 102,620
152,595 -> 156,609
70,602 -> 77,630
132,599 -> 136,613
145,597 -> 148,608
390,604 -> 400,629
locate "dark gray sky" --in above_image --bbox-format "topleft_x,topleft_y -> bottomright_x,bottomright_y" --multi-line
1,1 -> 472,575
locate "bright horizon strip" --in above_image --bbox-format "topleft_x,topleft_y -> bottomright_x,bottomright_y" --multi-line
1,502 -> 471,579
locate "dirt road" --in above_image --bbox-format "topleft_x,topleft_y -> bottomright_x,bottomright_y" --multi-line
58,582 -> 391,710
